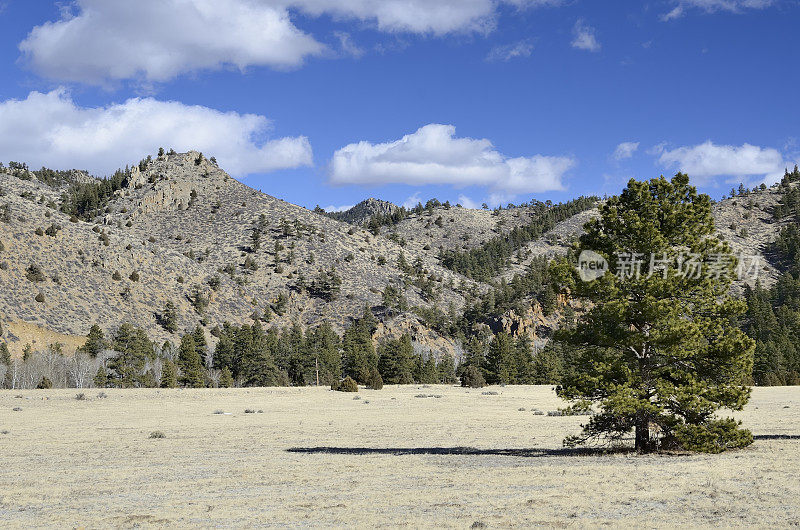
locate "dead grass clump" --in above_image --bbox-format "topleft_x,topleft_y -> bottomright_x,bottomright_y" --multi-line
149,431 -> 166,439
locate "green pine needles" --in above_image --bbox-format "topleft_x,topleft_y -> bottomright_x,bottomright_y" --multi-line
552,174 -> 754,453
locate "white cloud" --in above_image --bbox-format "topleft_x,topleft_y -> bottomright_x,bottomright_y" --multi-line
322,204 -> 355,212
402,192 -> 423,209
330,124 -> 573,196
656,141 -> 789,185
613,141 -> 640,160
19,0 -> 325,84
19,0 -> 562,84
0,89 -> 312,177
571,19 -> 600,52
662,0 -> 776,20
458,194 -> 480,209
486,40 -> 534,62
334,31 -> 365,58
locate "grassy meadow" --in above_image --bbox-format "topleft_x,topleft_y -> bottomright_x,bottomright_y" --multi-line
1,384 -> 798,528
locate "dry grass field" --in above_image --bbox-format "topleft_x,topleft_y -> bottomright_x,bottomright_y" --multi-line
1,385 -> 798,528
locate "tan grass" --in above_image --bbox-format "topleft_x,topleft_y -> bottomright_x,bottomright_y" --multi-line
0,385 -> 798,528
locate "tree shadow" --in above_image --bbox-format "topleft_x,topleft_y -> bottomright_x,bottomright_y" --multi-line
286,446 -> 633,458
753,434 -> 800,440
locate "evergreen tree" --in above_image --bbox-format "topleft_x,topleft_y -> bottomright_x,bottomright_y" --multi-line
239,322 -> 284,387
305,323 -> 342,385
108,323 -> 154,388
178,333 -> 204,388
161,301 -> 179,333
419,353 -> 438,384
0,342 -> 10,366
377,334 -> 414,384
437,353 -> 457,384
78,324 -> 106,357
512,336 -> 535,384
219,366 -> 234,388
94,366 -> 108,388
553,174 -> 754,453
484,332 -> 515,384
342,307 -> 378,383
160,359 -> 177,388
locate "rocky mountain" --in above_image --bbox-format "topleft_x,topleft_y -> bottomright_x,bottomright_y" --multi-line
0,152 -> 791,363
322,197 -> 400,225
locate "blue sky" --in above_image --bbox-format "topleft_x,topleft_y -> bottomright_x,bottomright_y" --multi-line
0,0 -> 798,210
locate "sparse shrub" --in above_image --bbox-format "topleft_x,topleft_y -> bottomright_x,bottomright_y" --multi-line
149,431 -> 166,439
75,393 -> 86,400
26,264 -> 46,282
332,376 -> 359,392
460,365 -> 486,388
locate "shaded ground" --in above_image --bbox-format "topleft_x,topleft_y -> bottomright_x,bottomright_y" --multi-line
0,385 -> 798,528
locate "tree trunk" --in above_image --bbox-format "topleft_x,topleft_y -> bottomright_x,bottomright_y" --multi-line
635,421 -> 652,452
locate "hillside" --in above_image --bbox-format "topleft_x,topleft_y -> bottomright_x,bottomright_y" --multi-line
0,152 -> 469,357
0,154 -> 793,370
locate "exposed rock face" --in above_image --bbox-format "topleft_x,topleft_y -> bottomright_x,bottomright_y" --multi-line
373,313 -> 464,362
326,198 -> 399,225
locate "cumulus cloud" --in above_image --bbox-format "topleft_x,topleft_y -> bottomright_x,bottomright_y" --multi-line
655,141 -> 789,185
486,40 -> 534,62
19,0 -> 562,84
613,141 -> 640,160
0,89 -> 312,177
19,0 -> 325,84
662,0 -> 776,20
571,19 -> 600,52
330,124 -> 573,196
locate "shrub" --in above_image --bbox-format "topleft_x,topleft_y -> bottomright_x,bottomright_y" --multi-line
460,365 -> 486,388
75,393 -> 86,400
332,376 -> 359,392
26,264 -> 46,282
34,227 -> 44,236
112,271 -> 122,281
366,368 -> 383,390
36,376 -> 53,389
34,292 -> 45,303
149,431 -> 166,439
129,271 -> 140,282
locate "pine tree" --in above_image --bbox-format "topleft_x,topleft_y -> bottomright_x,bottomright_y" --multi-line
108,323 -> 154,388
160,360 -> 177,388
0,342 -> 10,366
78,324 -> 107,357
437,353 -> 456,384
553,174 -> 754,453
94,366 -> 108,388
219,366 -> 234,388
178,333 -> 204,388
377,334 -> 414,384
305,323 -> 342,385
419,353 -> 438,384
512,336 -> 534,384
161,301 -> 179,333
484,332 -> 514,384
